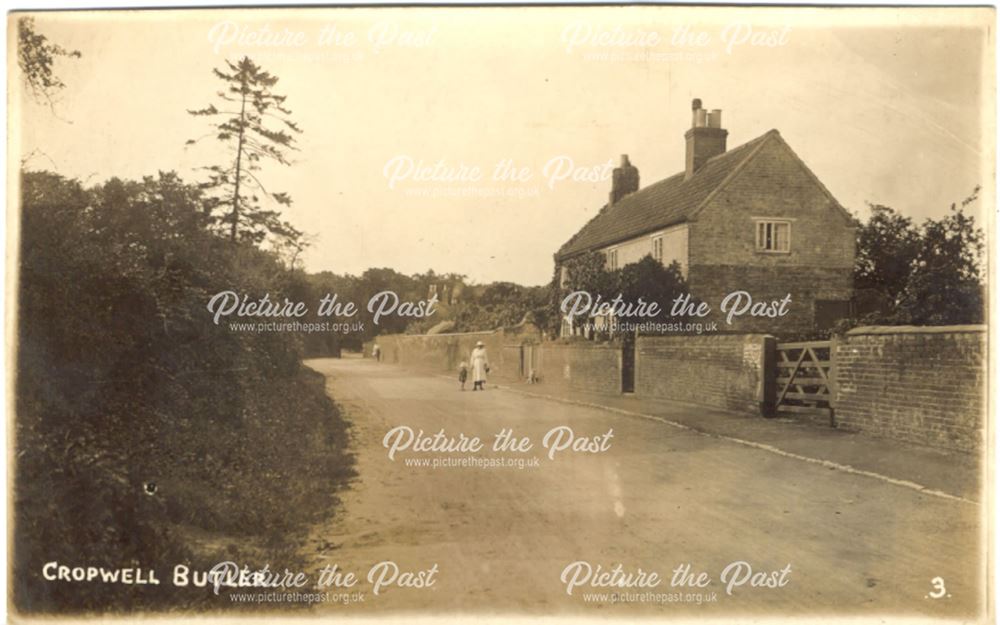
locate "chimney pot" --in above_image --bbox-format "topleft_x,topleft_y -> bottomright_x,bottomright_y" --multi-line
685,102 -> 727,180
609,155 -> 640,205
691,98 -> 704,127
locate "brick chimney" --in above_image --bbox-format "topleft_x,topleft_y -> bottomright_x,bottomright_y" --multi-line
685,98 -> 728,180
609,154 -> 639,204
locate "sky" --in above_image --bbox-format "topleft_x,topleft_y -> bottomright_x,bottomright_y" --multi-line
13,7 -> 993,286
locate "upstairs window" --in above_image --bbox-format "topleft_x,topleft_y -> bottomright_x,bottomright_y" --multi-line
606,248 -> 619,270
651,236 -> 663,262
756,220 -> 791,253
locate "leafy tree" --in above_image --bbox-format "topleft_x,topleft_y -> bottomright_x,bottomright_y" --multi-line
550,252 -> 614,337
550,252 -> 687,338
616,257 -> 687,324
187,56 -> 302,245
562,251 -> 616,298
897,188 -> 985,324
16,16 -> 81,108
855,203 -> 921,307
463,281 -> 548,329
853,186 -> 984,325
555,252 -> 615,308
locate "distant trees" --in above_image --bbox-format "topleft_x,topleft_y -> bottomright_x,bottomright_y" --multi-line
854,186 -> 984,325
304,268 -> 428,348
301,268 -> 548,349
453,281 -> 549,331
187,56 -> 303,245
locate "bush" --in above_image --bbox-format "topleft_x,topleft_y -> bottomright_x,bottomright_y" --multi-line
14,171 -> 354,613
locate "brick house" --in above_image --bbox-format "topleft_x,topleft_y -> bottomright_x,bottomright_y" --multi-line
555,98 -> 856,334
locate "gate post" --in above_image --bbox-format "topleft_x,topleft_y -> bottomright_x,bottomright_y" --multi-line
761,335 -> 777,417
828,335 -> 839,425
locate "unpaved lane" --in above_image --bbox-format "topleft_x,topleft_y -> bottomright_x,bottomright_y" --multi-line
303,357 -> 983,618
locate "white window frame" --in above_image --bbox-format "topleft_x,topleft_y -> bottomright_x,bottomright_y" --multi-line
754,219 -> 792,254
606,248 -> 619,270
651,235 -> 664,263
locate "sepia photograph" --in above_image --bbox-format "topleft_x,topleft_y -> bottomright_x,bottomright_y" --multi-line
5,5 -> 995,623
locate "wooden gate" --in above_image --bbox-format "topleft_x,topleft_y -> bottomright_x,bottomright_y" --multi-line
513,343 -> 539,380
774,340 -> 834,424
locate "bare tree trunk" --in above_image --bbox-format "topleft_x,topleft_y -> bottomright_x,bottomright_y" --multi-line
230,83 -> 248,242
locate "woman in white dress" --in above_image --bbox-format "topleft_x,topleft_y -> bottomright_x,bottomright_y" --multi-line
469,341 -> 489,391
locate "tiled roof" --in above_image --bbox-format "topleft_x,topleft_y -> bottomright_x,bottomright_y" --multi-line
555,130 -> 777,260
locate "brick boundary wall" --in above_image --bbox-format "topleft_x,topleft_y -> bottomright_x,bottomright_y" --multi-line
636,334 -> 770,414
365,331 -> 769,413
364,325 -> 986,452
832,325 -> 986,453
533,341 -> 622,395
365,330 -> 621,393
364,330 -> 523,382
364,321 -> 547,381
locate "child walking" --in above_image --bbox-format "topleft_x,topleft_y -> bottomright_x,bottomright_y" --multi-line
458,361 -> 469,391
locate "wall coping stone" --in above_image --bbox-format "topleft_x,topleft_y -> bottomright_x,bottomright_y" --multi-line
638,334 -> 774,341
544,340 -> 620,350
846,325 -> 986,336
393,330 -> 497,338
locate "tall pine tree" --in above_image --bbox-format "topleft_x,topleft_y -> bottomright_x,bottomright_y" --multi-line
187,56 -> 302,245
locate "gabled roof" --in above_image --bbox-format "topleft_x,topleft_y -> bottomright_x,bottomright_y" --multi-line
556,129 -> 779,260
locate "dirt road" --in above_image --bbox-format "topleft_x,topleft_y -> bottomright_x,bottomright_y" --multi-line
302,357 -> 983,619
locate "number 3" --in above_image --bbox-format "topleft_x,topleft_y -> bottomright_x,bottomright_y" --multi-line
929,577 -> 947,599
